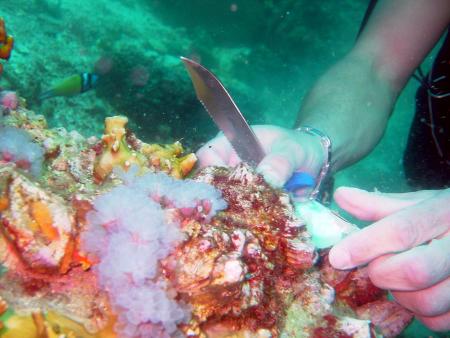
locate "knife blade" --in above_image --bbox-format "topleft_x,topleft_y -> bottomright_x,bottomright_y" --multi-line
181,56 -> 265,167
181,56 -> 316,195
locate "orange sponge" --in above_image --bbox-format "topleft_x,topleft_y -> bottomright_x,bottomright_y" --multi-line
0,35 -> 14,60
0,18 -> 14,75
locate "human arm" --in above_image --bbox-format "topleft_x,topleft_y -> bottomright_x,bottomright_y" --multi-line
197,0 -> 450,188
297,0 -> 450,171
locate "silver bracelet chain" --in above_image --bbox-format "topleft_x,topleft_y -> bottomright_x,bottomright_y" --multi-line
295,126 -> 332,200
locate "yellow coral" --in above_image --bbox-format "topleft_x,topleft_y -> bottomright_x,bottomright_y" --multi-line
141,141 -> 197,178
2,311 -> 117,338
93,116 -> 146,181
93,116 -> 197,182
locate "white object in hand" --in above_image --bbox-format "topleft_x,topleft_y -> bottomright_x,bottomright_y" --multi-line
294,200 -> 357,249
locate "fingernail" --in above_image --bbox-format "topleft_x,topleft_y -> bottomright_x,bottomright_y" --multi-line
329,246 -> 352,270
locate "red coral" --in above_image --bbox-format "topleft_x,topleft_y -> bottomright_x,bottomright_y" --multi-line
356,300 -> 414,338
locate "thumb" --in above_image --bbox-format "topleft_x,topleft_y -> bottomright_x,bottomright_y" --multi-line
256,131 -> 326,189
256,136 -> 308,188
334,187 -> 439,221
256,153 -> 297,188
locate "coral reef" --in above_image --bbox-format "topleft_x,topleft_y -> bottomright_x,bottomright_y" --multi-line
171,164 -> 318,336
0,103 -> 199,336
0,105 -> 413,337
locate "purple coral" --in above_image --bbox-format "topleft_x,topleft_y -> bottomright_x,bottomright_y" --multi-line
81,170 -> 227,338
0,90 -> 19,112
0,126 -> 44,177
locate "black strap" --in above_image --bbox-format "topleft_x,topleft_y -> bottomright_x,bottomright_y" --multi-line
356,0 -> 378,40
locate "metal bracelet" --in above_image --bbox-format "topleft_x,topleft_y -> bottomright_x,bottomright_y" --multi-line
295,126 -> 332,200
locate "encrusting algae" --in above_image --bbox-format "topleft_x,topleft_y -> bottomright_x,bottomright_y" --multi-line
0,98 -> 414,337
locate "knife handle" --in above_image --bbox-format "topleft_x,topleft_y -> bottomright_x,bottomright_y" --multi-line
283,171 -> 315,193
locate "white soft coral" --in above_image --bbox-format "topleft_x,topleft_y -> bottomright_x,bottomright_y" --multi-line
0,126 -> 44,177
81,170 -> 227,338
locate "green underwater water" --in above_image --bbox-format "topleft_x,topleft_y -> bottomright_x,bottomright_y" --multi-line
0,0 -> 449,337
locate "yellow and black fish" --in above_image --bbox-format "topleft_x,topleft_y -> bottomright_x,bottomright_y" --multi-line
39,73 -> 99,101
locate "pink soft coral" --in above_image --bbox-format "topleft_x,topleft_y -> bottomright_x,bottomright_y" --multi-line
0,90 -> 19,111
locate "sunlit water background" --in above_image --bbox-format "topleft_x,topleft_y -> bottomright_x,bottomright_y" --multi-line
0,0 -> 448,337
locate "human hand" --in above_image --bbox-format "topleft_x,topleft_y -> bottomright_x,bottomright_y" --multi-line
196,125 -> 325,190
329,187 -> 450,331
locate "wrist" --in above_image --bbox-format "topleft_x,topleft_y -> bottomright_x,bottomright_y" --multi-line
293,126 -> 332,199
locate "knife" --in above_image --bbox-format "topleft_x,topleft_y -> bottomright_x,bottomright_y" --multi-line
181,56 -> 265,167
181,56 -> 315,193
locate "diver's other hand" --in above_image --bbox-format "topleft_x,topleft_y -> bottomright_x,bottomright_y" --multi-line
196,125 -> 325,188
329,187 -> 450,331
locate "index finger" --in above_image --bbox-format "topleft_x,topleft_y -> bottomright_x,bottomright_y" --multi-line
196,133 -> 235,169
329,193 -> 450,269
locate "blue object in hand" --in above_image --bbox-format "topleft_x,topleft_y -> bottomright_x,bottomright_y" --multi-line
284,171 -> 315,193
